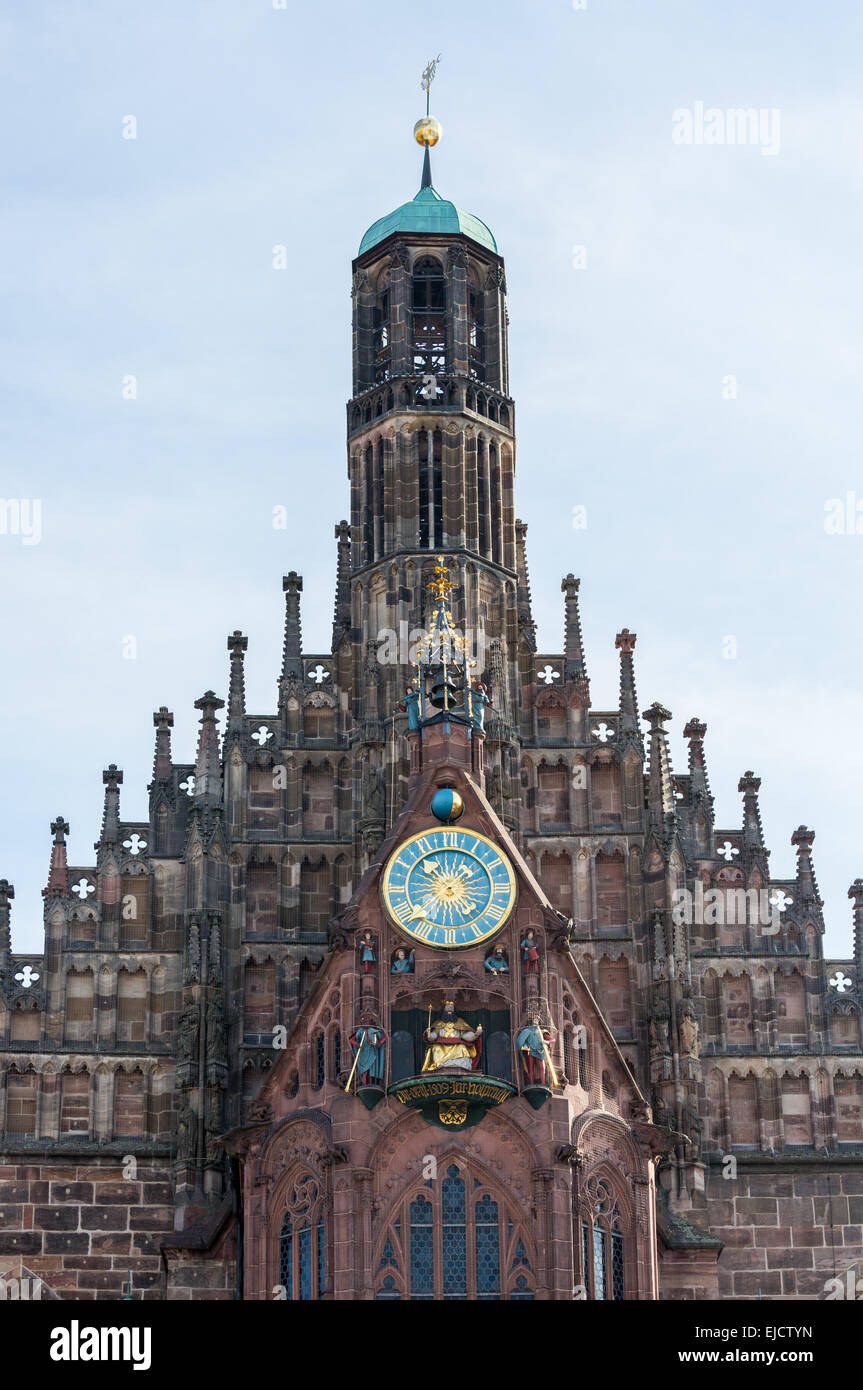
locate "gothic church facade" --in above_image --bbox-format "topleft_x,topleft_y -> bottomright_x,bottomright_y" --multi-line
1,122 -> 861,1302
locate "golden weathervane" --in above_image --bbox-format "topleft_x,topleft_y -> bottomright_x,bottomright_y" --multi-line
415,55 -> 443,149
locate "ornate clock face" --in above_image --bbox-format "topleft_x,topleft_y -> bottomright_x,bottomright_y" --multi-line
382,827 -> 516,950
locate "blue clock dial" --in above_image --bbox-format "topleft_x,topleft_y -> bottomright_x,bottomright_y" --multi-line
382,828 -> 516,950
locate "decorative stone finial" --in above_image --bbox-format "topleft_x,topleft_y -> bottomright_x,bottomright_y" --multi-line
45,817 -> 70,896
152,708 -> 174,781
642,702 -> 672,727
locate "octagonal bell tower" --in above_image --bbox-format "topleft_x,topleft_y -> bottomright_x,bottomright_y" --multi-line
343,90 -> 532,841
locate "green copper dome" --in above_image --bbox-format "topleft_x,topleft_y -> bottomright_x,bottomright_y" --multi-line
358,184 -> 497,257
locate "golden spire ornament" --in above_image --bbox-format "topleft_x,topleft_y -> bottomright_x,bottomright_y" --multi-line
426,555 -> 454,602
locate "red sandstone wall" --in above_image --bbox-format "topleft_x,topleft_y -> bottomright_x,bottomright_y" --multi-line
0,1157 -> 174,1299
705,1165 -> 863,1299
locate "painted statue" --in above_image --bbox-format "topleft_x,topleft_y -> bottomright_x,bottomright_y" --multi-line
358,931 -> 376,974
400,684 -> 421,731
391,947 -> 415,974
516,1014 -> 555,1086
520,929 -> 540,975
421,999 -> 482,1073
484,946 -> 510,974
348,1015 -> 388,1086
469,680 -> 491,731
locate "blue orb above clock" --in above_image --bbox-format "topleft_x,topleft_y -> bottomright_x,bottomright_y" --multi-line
430,789 -> 464,823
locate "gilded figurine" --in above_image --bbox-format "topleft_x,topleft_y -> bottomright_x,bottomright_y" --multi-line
421,999 -> 482,1073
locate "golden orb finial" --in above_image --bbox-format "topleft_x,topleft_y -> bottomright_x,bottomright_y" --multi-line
414,115 -> 442,148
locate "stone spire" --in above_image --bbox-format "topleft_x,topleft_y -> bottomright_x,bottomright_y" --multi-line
615,629 -> 639,732
0,879 -> 14,952
738,771 -> 768,861
642,703 -> 676,824
791,826 -> 822,912
45,816 -> 70,897
848,879 -> 863,974
515,520 -> 536,647
561,574 -> 587,682
98,766 -> 123,848
332,521 -> 352,649
193,692 -> 225,802
281,572 -> 303,683
152,707 -> 174,781
683,717 -> 712,809
227,631 -> 248,733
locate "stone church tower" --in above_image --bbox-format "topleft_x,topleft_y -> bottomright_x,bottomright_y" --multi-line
1,104 -> 861,1302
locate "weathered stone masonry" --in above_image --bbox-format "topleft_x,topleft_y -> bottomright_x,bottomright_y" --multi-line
0,129 -> 860,1301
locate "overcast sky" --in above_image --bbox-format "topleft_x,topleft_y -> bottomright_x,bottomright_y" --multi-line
1,0 -> 861,955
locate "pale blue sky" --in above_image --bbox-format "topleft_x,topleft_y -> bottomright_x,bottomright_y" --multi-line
1,0 -> 862,954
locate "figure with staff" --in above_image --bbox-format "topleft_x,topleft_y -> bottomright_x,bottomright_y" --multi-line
516,1012 -> 558,1088
346,1014 -> 388,1090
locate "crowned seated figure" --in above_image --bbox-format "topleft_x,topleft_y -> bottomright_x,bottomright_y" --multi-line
421,999 -> 482,1073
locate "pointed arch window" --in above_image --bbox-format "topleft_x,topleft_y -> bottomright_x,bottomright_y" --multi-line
412,257 -> 447,375
578,1031 -> 588,1090
314,1032 -> 325,1090
580,1176 -> 626,1300
489,440 -> 501,564
363,443 -> 374,563
409,1193 -> 435,1299
432,429 -> 443,548
278,1172 -> 327,1300
374,1163 -> 534,1300
373,287 -> 391,381
418,429 -> 430,548
469,287 -> 485,381
477,443 -> 489,557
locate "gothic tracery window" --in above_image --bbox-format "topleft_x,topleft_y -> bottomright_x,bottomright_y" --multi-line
374,1163 -> 534,1301
278,1171 -> 327,1301
580,1175 -> 627,1301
